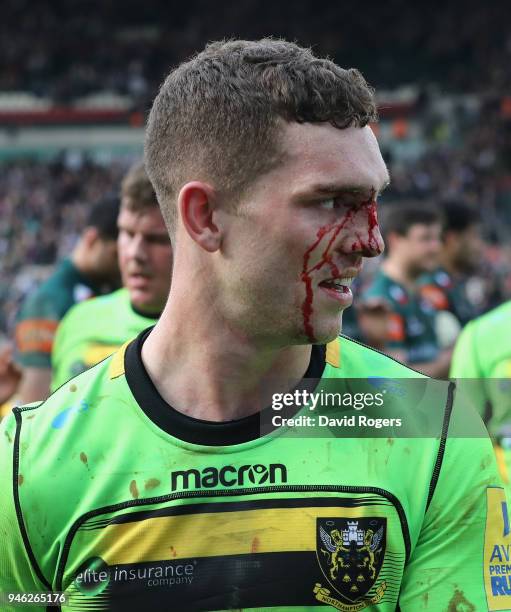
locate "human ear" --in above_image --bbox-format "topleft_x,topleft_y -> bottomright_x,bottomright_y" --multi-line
82,227 -> 99,248
178,182 -> 221,252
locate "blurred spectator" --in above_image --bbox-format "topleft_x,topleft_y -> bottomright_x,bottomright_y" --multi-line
13,195 -> 120,404
0,1 -> 510,109
0,157 -> 128,334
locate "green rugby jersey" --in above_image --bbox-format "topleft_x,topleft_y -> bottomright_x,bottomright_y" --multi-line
450,300 -> 511,493
51,288 -> 157,390
0,332 -> 507,611
361,270 -> 439,364
15,259 -> 99,369
451,300 -> 511,434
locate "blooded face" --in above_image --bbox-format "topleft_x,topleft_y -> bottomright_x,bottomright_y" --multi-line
217,123 -> 388,345
117,206 -> 173,315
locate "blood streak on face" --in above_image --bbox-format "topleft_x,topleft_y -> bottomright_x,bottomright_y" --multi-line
366,199 -> 380,251
350,199 -> 379,252
300,213 -> 353,342
300,192 -> 380,342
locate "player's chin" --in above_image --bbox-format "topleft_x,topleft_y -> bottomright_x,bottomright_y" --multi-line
312,316 -> 342,344
129,288 -> 153,309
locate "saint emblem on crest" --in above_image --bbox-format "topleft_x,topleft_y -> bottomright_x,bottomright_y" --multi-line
314,517 -> 387,610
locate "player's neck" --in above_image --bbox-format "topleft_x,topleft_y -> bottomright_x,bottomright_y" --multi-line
439,253 -> 460,278
141,297 -> 313,422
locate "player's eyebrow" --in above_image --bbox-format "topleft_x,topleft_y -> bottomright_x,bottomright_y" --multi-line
298,177 -> 391,199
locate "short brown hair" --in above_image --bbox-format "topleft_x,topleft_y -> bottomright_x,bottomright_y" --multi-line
145,38 -> 377,234
120,161 -> 159,212
381,203 -> 444,242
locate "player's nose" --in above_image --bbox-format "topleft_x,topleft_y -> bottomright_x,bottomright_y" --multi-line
340,207 -> 385,259
127,235 -> 149,262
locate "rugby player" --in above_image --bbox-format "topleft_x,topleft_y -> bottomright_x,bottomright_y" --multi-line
13,196 -> 120,404
360,205 -> 452,377
419,200 -> 484,332
0,39 -> 507,611
50,162 -> 172,390
451,300 -> 511,495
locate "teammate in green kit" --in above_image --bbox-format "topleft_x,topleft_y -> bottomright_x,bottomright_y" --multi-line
51,163 -> 172,390
451,300 -> 511,495
13,197 -> 120,404
0,39 -> 507,612
361,205 -> 453,378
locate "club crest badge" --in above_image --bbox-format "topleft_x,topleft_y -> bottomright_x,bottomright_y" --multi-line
314,517 -> 387,611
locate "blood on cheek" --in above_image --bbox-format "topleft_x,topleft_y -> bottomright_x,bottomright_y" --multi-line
300,196 -> 380,342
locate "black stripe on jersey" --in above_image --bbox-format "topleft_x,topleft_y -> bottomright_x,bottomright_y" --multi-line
76,552 -> 398,611
80,495 -> 391,529
124,328 -> 326,446
57,484 -> 411,590
12,408 -> 53,589
426,381 -> 455,510
81,493 -> 393,531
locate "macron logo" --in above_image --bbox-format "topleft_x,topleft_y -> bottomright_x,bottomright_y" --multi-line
171,463 -> 287,491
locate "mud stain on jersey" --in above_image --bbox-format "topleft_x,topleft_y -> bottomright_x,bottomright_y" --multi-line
130,479 -> 139,499
480,454 -> 492,471
447,589 -> 475,611
145,478 -> 161,490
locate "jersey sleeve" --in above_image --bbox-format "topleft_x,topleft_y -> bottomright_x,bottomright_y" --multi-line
0,411 -> 49,611
14,291 -> 61,369
398,388 -> 508,611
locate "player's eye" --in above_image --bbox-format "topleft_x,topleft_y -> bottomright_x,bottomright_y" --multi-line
318,198 -> 348,211
318,198 -> 337,211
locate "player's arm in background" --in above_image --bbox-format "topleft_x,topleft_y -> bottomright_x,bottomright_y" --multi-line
0,342 -> 21,416
399,384 -> 508,610
0,412 -> 50,612
14,291 -> 59,404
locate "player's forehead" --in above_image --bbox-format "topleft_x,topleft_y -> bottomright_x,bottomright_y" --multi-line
117,206 -> 167,234
277,122 -> 389,197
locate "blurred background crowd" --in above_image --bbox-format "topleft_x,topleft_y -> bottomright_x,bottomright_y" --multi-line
0,0 -> 510,372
